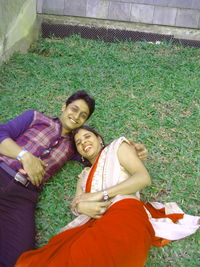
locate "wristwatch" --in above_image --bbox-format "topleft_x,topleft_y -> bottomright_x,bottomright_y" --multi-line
103,190 -> 109,201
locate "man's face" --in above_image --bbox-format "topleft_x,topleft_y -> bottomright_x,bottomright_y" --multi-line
60,99 -> 90,135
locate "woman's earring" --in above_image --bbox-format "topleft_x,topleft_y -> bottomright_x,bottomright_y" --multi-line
100,142 -> 104,148
81,156 -> 85,162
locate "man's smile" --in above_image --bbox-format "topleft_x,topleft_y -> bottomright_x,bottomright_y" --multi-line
69,117 -> 78,124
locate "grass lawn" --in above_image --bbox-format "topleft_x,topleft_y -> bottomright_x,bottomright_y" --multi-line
0,35 -> 199,266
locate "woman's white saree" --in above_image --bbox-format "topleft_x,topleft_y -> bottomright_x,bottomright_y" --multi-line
60,137 -> 199,242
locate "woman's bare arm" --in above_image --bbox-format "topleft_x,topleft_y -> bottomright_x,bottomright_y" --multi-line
106,141 -> 151,198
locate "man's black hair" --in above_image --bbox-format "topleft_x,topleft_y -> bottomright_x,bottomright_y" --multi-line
66,90 -> 95,119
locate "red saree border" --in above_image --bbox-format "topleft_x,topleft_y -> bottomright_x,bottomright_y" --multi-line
85,151 -> 102,193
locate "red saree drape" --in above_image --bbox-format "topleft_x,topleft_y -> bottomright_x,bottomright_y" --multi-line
15,199 -> 154,267
15,151 -> 155,267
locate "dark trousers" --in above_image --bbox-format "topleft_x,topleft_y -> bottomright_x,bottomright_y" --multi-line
0,167 -> 39,267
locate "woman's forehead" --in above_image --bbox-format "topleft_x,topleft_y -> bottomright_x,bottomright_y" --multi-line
75,129 -> 92,140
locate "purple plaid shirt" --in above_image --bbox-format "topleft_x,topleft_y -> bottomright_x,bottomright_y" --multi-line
0,110 -> 78,183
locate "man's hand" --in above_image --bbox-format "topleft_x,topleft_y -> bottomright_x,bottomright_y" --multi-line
128,139 -> 148,161
0,138 -> 47,185
134,143 -> 148,161
21,152 -> 48,186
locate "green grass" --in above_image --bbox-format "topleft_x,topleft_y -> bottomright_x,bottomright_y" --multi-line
0,35 -> 199,266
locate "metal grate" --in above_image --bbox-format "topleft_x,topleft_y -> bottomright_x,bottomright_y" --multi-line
41,22 -> 200,47
173,38 -> 200,48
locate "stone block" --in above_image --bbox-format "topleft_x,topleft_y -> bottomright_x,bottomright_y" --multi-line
134,0 -> 156,4
192,0 -> 200,10
43,0 -> 64,15
130,4 -> 154,24
154,0 -> 200,10
108,0 -> 155,4
111,0 -> 200,9
37,0 -> 44,13
86,0 -> 109,19
64,0 -> 87,17
167,0 -> 193,9
153,0 -> 170,7
176,9 -> 200,29
108,2 -> 131,21
153,6 -> 177,26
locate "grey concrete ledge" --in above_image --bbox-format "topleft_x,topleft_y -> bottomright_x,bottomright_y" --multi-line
38,14 -> 200,41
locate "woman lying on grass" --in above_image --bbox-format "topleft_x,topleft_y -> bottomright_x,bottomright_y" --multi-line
15,126 -> 200,267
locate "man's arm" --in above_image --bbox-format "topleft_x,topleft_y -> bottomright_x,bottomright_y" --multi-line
0,110 -> 34,158
72,142 -> 147,165
0,110 -> 34,143
0,110 -> 47,186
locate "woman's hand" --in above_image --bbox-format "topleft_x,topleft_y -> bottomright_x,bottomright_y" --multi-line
76,201 -> 111,219
71,191 -> 104,210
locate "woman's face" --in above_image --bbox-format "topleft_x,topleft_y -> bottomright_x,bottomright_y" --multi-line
60,99 -> 90,135
74,129 -> 102,164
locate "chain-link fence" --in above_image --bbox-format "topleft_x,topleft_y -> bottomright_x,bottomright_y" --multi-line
41,22 -> 200,48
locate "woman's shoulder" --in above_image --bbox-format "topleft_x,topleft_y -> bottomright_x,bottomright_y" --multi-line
104,137 -> 131,159
109,136 -> 130,148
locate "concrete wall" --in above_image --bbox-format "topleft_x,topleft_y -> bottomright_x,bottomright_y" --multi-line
37,0 -> 200,29
1,0 -> 199,64
0,0 -> 40,64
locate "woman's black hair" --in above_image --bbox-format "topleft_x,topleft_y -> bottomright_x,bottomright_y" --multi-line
66,90 -> 95,119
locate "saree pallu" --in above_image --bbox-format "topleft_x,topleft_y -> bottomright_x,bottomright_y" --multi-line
15,199 -> 154,267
